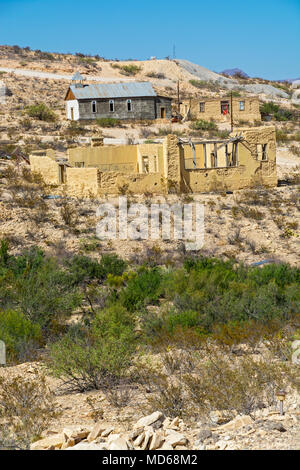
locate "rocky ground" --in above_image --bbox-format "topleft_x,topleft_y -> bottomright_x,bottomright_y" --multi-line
0,360 -> 299,451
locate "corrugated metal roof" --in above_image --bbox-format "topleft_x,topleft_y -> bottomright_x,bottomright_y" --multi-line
69,81 -> 157,100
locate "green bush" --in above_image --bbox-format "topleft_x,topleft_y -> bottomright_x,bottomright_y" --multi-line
190,119 -> 217,131
119,267 -> 164,312
0,310 -> 42,363
66,254 -> 127,285
25,103 -> 57,122
0,245 -> 82,334
48,305 -> 136,391
260,102 -> 295,121
96,117 -> 120,127
114,64 -> 142,76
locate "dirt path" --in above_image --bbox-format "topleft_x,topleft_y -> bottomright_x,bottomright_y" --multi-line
0,67 -> 134,82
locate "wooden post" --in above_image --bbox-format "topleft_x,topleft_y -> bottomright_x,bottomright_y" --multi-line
231,91 -> 233,132
0,340 -> 6,366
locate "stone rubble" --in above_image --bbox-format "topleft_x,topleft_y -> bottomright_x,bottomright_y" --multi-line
30,407 -> 300,450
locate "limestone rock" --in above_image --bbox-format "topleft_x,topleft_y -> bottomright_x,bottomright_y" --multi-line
165,431 -> 187,447
109,437 -> 128,450
134,431 -> 145,447
141,431 -> 152,450
209,410 -> 234,425
101,426 -> 114,437
216,415 -> 253,432
88,423 -> 108,442
134,411 -> 163,429
31,433 -> 64,450
149,432 -> 164,450
63,425 -> 90,442
66,442 -> 107,450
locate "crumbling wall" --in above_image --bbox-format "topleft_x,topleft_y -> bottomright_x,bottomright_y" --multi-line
29,154 -> 60,185
66,167 -> 100,197
181,126 -> 277,191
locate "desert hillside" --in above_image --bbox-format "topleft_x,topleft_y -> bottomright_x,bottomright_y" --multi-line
0,45 -> 299,452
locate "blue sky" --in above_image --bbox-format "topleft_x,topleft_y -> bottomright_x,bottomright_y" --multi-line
0,0 -> 299,80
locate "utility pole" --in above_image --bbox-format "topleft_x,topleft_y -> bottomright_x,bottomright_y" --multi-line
173,44 -> 176,59
177,80 -> 180,114
230,91 -> 233,132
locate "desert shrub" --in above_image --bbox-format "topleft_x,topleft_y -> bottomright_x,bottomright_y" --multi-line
59,200 -> 78,227
261,102 -> 295,121
189,79 -> 219,91
276,129 -> 290,144
66,253 -> 127,285
156,127 -> 185,137
119,267 -> 164,312
0,245 -> 82,335
146,72 -> 166,79
25,103 -> 57,122
96,117 -> 120,127
182,349 -> 291,416
0,374 -> 58,449
66,121 -> 88,136
0,310 -> 42,363
118,64 -> 142,76
190,120 -> 217,131
290,145 -> 300,157
48,305 -> 136,392
142,347 -> 298,419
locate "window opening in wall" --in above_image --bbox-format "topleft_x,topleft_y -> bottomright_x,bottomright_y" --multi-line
240,101 -> 245,111
203,143 -> 207,168
142,156 -> 149,173
59,165 -> 66,183
221,100 -> 230,115
199,102 -> 205,113
75,162 -> 85,168
127,99 -> 132,112
232,142 -> 238,166
91,101 -> 97,113
109,100 -> 114,112
262,143 -> 268,160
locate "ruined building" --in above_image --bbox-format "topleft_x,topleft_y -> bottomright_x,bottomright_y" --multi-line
30,126 -> 277,197
180,96 -> 261,123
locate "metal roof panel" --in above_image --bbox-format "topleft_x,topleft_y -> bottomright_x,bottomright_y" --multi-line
69,81 -> 157,99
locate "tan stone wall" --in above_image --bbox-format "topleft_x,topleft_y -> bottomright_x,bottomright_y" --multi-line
98,172 -> 164,195
29,154 -> 60,185
67,145 -> 138,172
180,97 -> 261,123
66,167 -> 100,197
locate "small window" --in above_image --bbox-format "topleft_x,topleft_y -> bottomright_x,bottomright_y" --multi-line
75,162 -> 85,168
109,100 -> 114,112
127,99 -> 132,112
262,143 -> 268,160
240,101 -> 245,111
199,102 -> 205,112
91,101 -> 97,113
